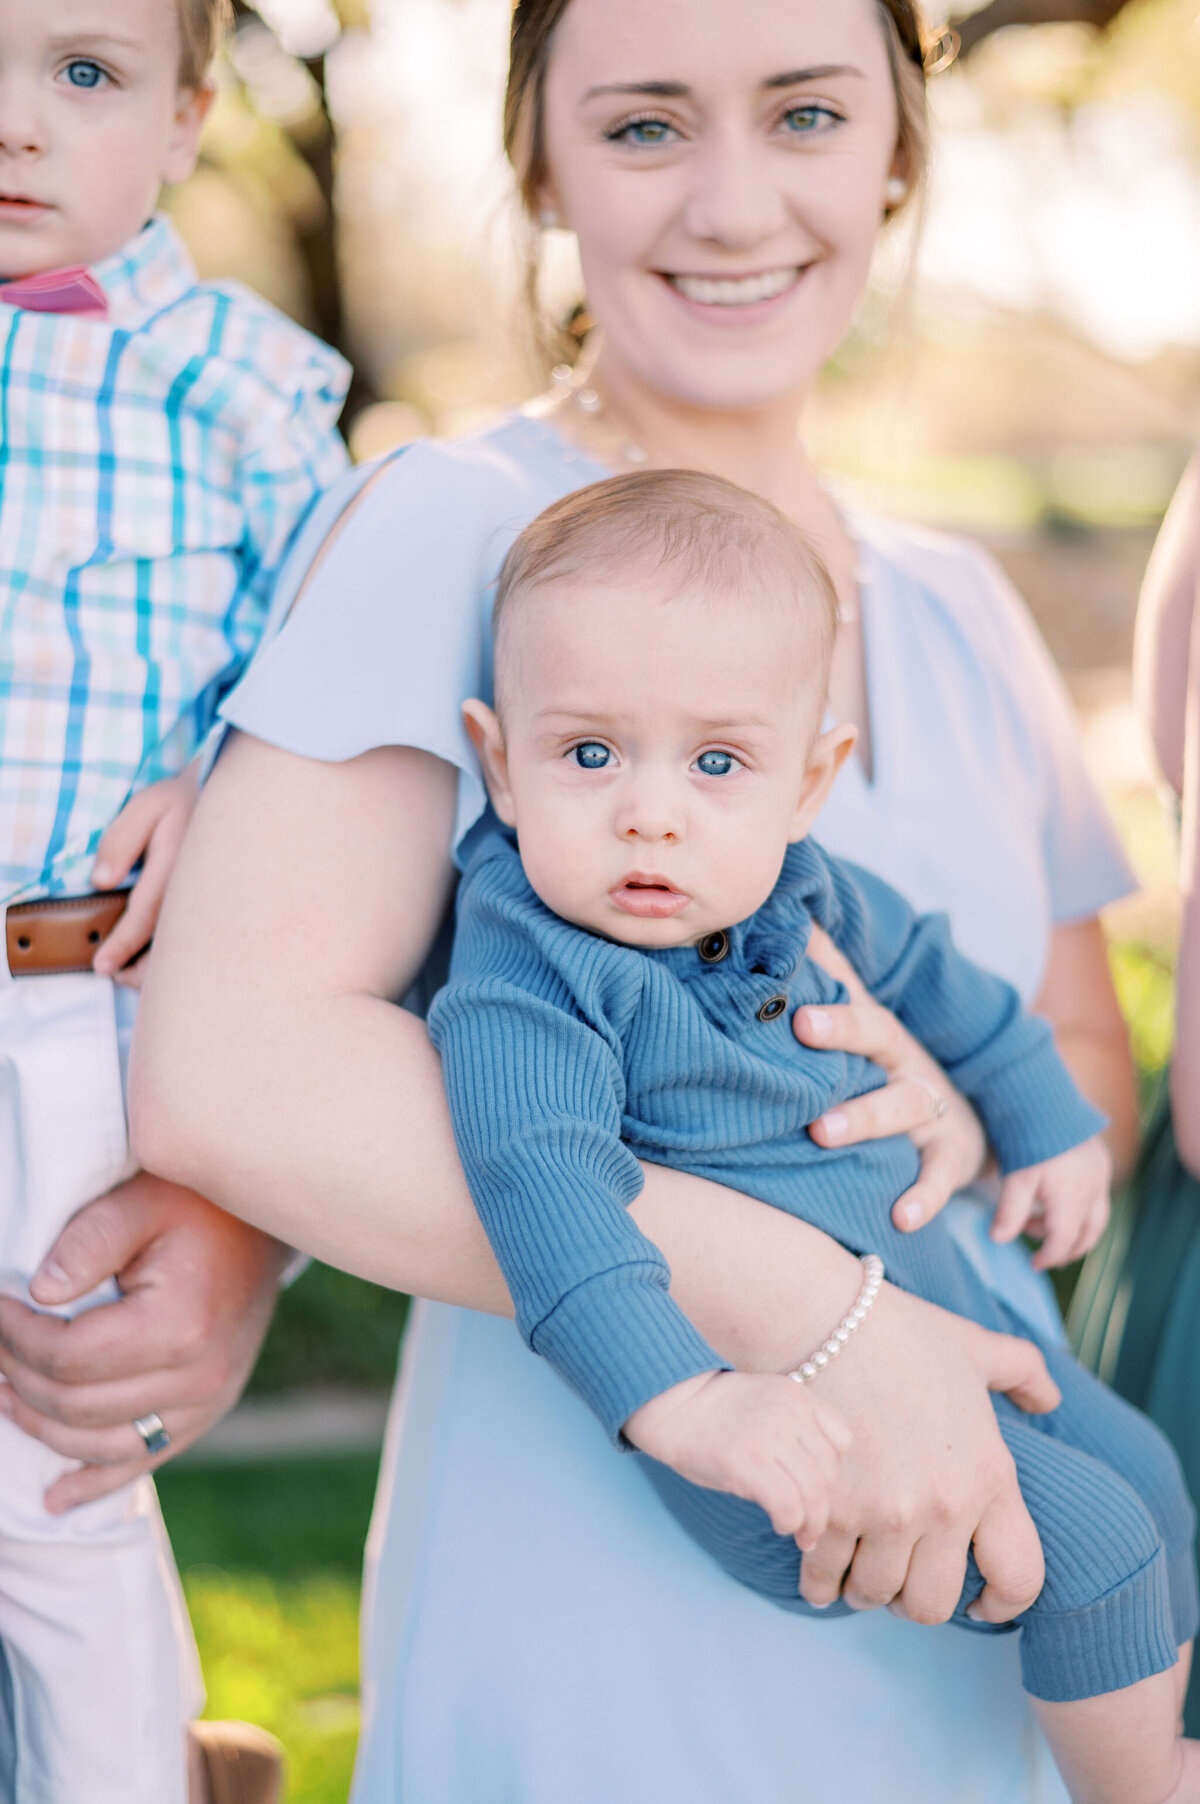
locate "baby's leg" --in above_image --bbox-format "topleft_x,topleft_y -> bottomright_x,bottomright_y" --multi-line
1033,1666 -> 1200,1804
995,1351 -> 1200,1802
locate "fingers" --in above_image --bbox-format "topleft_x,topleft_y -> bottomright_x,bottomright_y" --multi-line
0,1334 -> 198,1428
798,1528 -> 858,1607
842,1532 -> 914,1612
891,1138 -> 961,1232
28,1181 -> 165,1310
813,1400 -> 854,1457
795,999 -> 906,1067
991,1171 -> 1038,1245
893,1531 -> 972,1627
0,1383 -> 209,1471
809,1076 -> 945,1151
45,1457 -> 153,1514
979,1329 -> 1061,1416
90,784 -> 167,890
967,1489 -> 1045,1625
92,820 -> 175,975
0,1288 -> 184,1388
1030,1207 -> 1087,1272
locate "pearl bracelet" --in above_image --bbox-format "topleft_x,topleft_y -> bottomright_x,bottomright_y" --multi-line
785,1254 -> 885,1386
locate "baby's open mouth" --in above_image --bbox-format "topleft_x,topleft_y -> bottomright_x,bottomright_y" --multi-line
610,876 -> 691,919
664,267 -> 802,308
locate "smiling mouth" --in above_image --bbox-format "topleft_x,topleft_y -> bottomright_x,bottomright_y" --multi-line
665,267 -> 802,307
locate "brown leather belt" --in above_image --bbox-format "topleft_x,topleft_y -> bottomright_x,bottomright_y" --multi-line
5,892 -> 130,977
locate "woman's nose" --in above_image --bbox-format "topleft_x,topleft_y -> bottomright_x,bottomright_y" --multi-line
681,136 -> 791,251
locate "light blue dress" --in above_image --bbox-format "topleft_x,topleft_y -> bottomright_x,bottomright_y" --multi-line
222,413 -> 1135,1803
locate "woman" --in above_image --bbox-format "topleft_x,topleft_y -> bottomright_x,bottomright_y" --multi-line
1071,453 -> 1200,1735
8,1 -> 1137,1798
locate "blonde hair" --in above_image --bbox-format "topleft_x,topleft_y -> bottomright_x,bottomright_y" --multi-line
176,0 -> 232,88
493,468 -> 840,706
504,0 -> 932,360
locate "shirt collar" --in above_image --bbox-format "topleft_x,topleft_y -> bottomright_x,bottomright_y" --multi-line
90,213 -> 197,330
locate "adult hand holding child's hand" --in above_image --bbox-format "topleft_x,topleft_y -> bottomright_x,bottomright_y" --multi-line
625,1370 -> 853,1549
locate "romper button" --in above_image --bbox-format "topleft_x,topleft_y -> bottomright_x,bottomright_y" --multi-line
698,930 -> 730,964
757,994 -> 788,1023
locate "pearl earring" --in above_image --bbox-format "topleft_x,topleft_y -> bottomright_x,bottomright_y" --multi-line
884,176 -> 909,208
539,207 -> 560,230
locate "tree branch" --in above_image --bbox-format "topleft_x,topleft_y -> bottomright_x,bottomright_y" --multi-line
954,0 -> 1135,59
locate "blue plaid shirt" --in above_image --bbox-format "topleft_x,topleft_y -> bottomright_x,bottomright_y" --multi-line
0,214 -> 350,902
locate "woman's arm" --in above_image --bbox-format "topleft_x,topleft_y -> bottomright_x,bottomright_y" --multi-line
1032,917 -> 1138,1182
1134,450 -> 1200,797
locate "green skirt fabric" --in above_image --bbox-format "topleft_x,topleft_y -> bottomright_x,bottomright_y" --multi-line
1069,1083 -> 1200,1726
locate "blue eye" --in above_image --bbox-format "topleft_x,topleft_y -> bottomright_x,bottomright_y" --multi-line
697,750 -> 738,777
64,60 -> 106,89
610,117 -> 680,149
572,742 -> 611,769
780,103 -> 839,137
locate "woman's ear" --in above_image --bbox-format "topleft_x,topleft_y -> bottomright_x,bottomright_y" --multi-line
787,723 -> 858,843
463,699 -> 518,827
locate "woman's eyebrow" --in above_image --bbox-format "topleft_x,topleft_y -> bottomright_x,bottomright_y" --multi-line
582,66 -> 864,104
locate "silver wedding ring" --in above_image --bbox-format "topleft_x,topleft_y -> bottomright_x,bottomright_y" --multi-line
133,1412 -> 171,1456
907,1074 -> 948,1123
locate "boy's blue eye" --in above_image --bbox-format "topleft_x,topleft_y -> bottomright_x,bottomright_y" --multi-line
697,750 -> 737,777
572,742 -> 611,769
64,60 -> 106,89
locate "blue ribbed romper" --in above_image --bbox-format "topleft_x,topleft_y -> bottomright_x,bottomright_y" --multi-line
428,823 -> 1198,1702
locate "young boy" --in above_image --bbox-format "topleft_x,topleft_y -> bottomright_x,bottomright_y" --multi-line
430,469 -> 1200,1804
0,1 -> 349,1799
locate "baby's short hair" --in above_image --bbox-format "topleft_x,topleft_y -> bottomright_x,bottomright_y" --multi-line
493,468 -> 840,705
177,0 -> 232,88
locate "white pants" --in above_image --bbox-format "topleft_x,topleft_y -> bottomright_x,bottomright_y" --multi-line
0,966 -> 202,1804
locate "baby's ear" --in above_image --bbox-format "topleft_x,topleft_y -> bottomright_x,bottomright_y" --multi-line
463,700 -> 517,827
788,723 -> 857,843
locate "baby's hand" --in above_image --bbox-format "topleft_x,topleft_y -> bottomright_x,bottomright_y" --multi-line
990,1137 -> 1112,1271
90,767 -> 200,985
624,1370 -> 852,1549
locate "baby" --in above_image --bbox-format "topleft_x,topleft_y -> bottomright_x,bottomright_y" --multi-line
429,469 -> 1200,1804
0,1 -> 347,1799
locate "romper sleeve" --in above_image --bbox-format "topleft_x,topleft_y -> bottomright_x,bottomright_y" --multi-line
428,837 -> 729,1441
220,435 -> 537,853
959,541 -> 1137,922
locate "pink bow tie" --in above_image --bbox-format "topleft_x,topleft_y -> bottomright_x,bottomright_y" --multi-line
0,266 -> 107,318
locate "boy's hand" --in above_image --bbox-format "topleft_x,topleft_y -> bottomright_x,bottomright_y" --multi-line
989,1137 -> 1112,1271
90,767 -> 200,985
624,1369 -> 852,1549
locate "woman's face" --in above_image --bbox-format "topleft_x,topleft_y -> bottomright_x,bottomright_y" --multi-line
540,0 -> 903,412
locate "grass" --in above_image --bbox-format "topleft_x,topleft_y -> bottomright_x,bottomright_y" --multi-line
157,1455 -> 380,1804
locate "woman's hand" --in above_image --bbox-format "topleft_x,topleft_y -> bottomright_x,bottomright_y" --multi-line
91,766 -> 200,985
799,1283 -> 1059,1624
797,927 -> 988,1231
0,1173 -> 288,1511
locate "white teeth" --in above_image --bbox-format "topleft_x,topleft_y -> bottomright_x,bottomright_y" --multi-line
669,268 -> 798,307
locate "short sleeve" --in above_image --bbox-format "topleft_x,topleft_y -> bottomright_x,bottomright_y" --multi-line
219,433 -> 550,852
960,541 -> 1136,923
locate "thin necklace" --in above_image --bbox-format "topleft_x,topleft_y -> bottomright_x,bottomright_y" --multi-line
548,363 -> 859,625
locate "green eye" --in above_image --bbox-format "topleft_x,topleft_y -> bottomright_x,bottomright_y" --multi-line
780,103 -> 839,136
697,750 -> 737,777
611,118 -> 680,148
573,742 -> 611,769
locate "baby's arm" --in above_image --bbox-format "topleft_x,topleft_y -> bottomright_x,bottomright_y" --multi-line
428,850 -> 850,1533
821,855 -> 1111,1237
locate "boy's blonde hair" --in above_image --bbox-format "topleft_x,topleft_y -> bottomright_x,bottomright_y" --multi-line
177,0 -> 232,88
493,468 -> 840,705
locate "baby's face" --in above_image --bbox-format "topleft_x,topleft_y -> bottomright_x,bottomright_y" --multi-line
468,570 -> 853,948
0,0 -> 209,279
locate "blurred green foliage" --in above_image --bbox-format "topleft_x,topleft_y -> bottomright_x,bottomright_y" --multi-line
158,1455 -> 378,1803
248,1261 -> 408,1395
